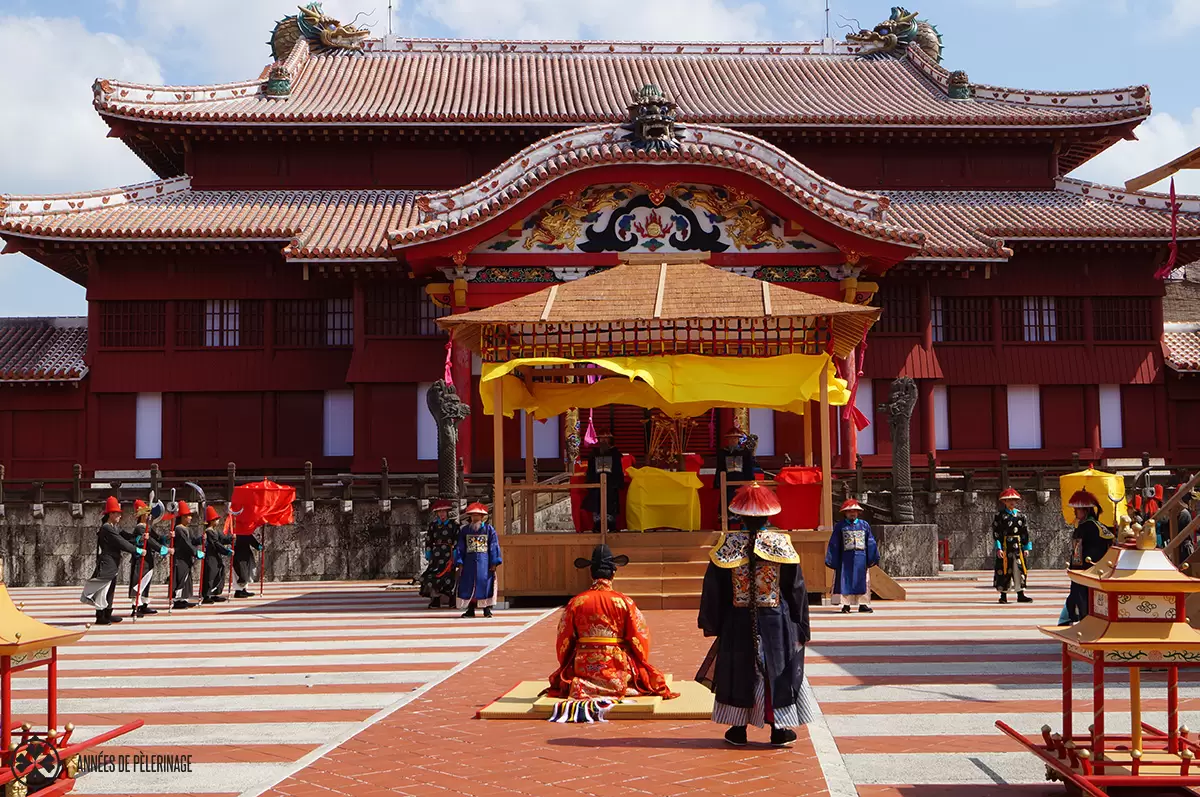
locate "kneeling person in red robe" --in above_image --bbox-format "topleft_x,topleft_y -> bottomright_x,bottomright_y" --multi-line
548,544 -> 679,700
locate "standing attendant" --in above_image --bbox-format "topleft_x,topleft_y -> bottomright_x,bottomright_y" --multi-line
715,429 -> 758,506
826,499 -> 879,614
80,497 -> 143,625
698,482 -> 811,748
455,502 -> 503,618
1064,490 -> 1114,624
582,434 -> 624,532
126,499 -> 169,617
232,528 -> 264,598
171,501 -> 203,610
420,499 -> 458,609
993,487 -> 1033,605
201,506 -> 235,604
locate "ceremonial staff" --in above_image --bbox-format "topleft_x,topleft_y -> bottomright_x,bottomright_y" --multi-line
186,482 -> 208,602
130,494 -> 165,623
165,489 -> 178,615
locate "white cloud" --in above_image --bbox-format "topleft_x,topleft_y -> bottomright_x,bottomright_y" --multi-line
1168,0 -> 1200,33
1070,109 -> 1200,195
0,15 -> 163,316
412,0 -> 770,40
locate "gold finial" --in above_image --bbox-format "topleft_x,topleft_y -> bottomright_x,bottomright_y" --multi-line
13,632 -> 19,642
1041,724 -> 1051,734
65,723 -> 74,732
1182,724 -> 1191,736
1137,519 -> 1158,550
20,722 -> 30,731
1131,749 -> 1143,759
1184,748 -> 1195,760
1078,749 -> 1091,760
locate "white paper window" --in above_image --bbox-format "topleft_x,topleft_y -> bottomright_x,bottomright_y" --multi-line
930,296 -> 944,343
1100,384 -> 1123,449
933,385 -> 950,451
417,382 -> 438,461
135,393 -> 162,460
204,299 -> 240,347
1007,385 -> 1042,450
323,390 -> 354,457
325,298 -> 354,347
748,408 -> 775,457
854,379 -> 875,456
519,412 -> 561,459
1023,297 -> 1057,342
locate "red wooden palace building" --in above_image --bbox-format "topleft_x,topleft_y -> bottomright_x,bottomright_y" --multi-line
1,4 -> 1198,480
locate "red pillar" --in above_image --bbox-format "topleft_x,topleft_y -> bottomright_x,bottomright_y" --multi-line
993,385 -> 1009,454
919,380 -> 936,462
451,278 -> 473,474
1084,384 -> 1101,457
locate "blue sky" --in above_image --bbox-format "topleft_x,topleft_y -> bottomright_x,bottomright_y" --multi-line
0,0 -> 1196,317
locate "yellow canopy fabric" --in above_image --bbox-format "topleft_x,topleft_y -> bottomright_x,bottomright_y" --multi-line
1059,468 -> 1127,528
626,467 -> 703,531
480,353 -> 849,418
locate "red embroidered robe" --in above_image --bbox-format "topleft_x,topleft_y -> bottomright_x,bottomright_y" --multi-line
548,579 -> 679,700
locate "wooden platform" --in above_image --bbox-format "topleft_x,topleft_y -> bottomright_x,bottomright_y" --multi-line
499,530 -> 881,609
477,676 -> 713,720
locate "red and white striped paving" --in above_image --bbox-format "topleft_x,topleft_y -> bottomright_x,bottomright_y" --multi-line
9,581 -> 550,796
807,570 -> 1200,794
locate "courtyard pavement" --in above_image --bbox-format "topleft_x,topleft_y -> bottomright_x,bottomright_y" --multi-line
12,571 -> 1200,795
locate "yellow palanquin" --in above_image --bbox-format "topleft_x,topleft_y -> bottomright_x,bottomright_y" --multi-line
548,579 -> 679,700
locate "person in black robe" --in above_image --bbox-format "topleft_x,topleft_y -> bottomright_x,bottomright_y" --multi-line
80,496 -> 143,625
581,434 -> 624,532
698,482 -> 812,748
233,530 -> 264,598
201,506 -> 235,604
171,501 -> 204,610
420,499 -> 458,608
125,499 -> 169,617
992,488 -> 1033,605
714,429 -> 758,506
1064,489 -> 1114,624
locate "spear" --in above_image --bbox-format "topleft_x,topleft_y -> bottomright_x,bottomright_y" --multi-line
166,489 -> 178,615
130,495 -> 164,622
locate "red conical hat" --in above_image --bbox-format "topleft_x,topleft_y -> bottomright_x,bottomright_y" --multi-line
134,499 -> 149,516
1133,495 -> 1143,511
729,482 -> 782,517
1068,489 -> 1101,509
840,498 -> 864,513
430,499 -> 452,511
177,500 -> 193,517
1155,483 -> 1164,500
103,496 -> 121,515
205,505 -> 220,523
999,487 -> 1021,501
464,502 -> 490,516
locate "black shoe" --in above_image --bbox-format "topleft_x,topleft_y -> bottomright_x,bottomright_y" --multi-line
1017,592 -> 1033,603
770,727 -> 797,747
105,614 -> 123,624
234,590 -> 253,599
461,608 -> 476,618
724,726 -> 748,747
212,595 -> 228,603
999,594 -> 1008,604
201,597 -> 215,605
173,600 -> 193,610
840,605 -> 852,614
483,607 -> 493,618
95,615 -> 112,626
136,605 -> 157,616
859,605 -> 874,613
428,598 -> 441,609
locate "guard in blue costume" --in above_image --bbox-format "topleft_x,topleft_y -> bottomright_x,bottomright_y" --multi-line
455,502 -> 503,618
993,487 -> 1033,604
826,498 -> 879,614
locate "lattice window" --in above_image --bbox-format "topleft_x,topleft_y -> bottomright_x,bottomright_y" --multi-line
1094,297 -> 1154,341
176,300 -> 264,348
365,284 -> 449,337
99,301 -> 165,348
931,296 -> 991,343
873,282 -> 920,335
1000,297 -> 1083,342
275,299 -> 354,348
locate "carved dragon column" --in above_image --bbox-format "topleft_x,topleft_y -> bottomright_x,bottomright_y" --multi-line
426,380 -> 470,523
888,377 -> 918,523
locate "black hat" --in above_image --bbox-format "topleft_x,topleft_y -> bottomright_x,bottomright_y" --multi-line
574,544 -> 629,580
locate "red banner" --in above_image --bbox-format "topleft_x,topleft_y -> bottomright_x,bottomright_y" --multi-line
231,480 -> 296,534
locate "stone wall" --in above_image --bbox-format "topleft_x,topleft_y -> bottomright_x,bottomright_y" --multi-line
0,501 -> 421,588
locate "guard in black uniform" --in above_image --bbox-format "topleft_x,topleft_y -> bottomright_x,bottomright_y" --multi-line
1064,489 -> 1113,624
714,429 -> 758,505
233,530 -> 264,598
201,505 -> 235,604
171,501 -> 203,610
992,487 -> 1033,604
80,496 -> 143,625
582,434 -> 625,532
125,499 -> 169,617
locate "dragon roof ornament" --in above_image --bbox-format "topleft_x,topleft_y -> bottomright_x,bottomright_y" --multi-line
846,6 -> 942,64
269,3 -> 370,60
622,84 -> 685,152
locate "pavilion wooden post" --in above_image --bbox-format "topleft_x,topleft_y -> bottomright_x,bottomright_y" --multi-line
599,472 -> 609,544
819,366 -> 833,531
720,471 -> 729,531
524,411 -> 536,533
804,404 -> 814,467
492,380 -> 506,536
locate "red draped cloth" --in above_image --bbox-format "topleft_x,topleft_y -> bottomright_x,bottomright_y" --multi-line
548,580 -> 679,700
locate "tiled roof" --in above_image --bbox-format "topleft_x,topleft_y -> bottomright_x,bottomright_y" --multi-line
91,38 -> 1149,131
0,178 -> 420,260
0,318 -> 87,384
391,124 -> 926,253
1164,323 -> 1200,373
883,178 -> 1200,260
